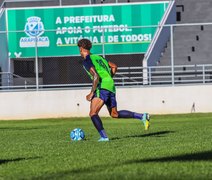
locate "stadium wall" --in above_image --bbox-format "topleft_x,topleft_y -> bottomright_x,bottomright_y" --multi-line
0,85 -> 212,120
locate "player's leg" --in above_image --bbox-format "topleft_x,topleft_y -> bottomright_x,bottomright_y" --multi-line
109,107 -> 150,130
106,93 -> 150,130
89,97 -> 109,141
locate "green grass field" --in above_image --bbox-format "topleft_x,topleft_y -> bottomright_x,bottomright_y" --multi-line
0,113 -> 211,180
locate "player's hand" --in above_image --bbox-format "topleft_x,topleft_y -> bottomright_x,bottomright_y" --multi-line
86,92 -> 94,101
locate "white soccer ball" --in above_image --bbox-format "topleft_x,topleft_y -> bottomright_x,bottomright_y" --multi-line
70,128 -> 85,141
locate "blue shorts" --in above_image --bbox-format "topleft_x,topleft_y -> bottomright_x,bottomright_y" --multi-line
94,89 -> 117,109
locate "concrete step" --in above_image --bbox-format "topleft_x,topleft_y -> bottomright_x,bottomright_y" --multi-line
179,1 -> 212,23
161,55 -> 212,65
160,56 -> 210,64
195,40 -> 212,49
174,26 -> 203,32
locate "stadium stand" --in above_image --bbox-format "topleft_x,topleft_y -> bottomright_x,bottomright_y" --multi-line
160,0 -> 212,66
151,0 -> 212,84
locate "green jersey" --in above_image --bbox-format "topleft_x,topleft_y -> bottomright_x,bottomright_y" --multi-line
83,54 -> 116,93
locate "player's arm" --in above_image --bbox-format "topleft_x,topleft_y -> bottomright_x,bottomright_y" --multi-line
86,67 -> 99,101
108,61 -> 117,77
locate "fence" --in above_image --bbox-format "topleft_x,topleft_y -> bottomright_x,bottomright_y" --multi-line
1,63 -> 212,90
1,22 -> 212,91
1,0 -> 212,91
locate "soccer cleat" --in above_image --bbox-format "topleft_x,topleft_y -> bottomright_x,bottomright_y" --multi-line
141,113 -> 150,130
98,137 -> 109,142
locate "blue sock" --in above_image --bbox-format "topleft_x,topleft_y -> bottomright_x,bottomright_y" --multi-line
118,110 -> 134,118
91,115 -> 108,138
99,130 -> 107,138
133,112 -> 143,120
118,110 -> 143,120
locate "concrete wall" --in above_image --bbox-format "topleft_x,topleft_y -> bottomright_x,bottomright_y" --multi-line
0,85 -> 212,120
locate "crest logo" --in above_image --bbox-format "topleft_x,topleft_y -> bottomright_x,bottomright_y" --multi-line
25,16 -> 44,37
20,16 -> 50,48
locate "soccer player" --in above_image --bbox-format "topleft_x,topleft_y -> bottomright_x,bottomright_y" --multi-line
77,39 -> 150,142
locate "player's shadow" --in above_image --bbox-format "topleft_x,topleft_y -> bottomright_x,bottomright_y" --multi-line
0,157 -> 41,165
125,151 -> 212,164
111,131 -> 175,140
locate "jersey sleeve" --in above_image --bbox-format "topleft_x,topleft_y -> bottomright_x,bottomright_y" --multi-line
83,55 -> 94,71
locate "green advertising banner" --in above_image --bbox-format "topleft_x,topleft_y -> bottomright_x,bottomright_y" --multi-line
7,2 -> 168,58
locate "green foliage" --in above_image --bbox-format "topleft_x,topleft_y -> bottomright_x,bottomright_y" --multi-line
0,113 -> 211,179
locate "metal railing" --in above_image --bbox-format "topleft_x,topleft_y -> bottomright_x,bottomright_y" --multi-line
0,72 -> 36,89
0,1 -> 5,18
1,21 -> 212,90
114,64 -> 212,86
0,64 -> 211,90
0,1 -> 154,91
1,0 -> 212,91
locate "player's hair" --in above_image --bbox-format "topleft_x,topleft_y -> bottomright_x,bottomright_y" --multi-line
77,39 -> 92,50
